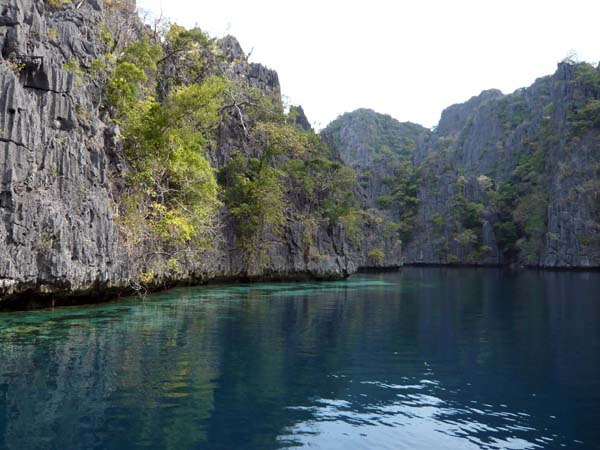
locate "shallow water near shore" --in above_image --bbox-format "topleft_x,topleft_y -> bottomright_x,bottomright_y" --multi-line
0,268 -> 599,449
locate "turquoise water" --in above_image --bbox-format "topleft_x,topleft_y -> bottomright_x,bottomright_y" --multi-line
0,268 -> 599,449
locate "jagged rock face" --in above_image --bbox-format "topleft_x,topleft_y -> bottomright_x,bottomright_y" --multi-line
325,64 -> 600,268
205,39 -> 402,279
218,35 -> 280,97
0,0 -> 401,306
290,105 -> 311,131
211,35 -> 283,167
406,63 -> 600,268
537,64 -> 600,268
322,109 -> 428,169
322,109 -> 429,209
0,0 -> 129,299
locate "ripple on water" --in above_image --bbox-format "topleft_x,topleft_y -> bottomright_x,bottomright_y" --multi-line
280,377 -> 561,450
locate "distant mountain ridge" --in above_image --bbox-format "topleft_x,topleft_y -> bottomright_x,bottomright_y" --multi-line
321,109 -> 428,168
322,63 -> 600,268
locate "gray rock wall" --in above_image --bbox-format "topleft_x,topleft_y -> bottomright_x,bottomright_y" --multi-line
0,0 -> 129,300
405,63 -> 600,268
324,65 -> 600,269
0,0 -> 401,306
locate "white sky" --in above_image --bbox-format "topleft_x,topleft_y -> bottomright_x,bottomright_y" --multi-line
137,0 -> 600,130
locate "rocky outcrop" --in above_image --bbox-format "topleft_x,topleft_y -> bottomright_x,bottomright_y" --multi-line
290,105 -> 311,131
406,63 -> 600,268
0,0 -> 401,307
321,109 -> 428,208
324,64 -> 600,269
322,109 -> 427,169
0,0 -> 129,302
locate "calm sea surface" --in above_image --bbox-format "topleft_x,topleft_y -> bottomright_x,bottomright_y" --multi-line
0,268 -> 599,449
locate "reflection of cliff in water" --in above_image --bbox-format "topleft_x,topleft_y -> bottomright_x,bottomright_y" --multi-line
1,269 -> 599,449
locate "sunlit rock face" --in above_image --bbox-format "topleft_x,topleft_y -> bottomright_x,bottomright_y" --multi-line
0,0 -> 129,301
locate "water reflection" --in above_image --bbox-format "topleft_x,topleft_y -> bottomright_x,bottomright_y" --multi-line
0,268 -> 599,449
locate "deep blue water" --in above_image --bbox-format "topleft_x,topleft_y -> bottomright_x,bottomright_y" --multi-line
0,268 -> 599,449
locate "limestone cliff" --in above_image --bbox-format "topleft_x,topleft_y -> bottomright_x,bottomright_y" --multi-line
323,63 -> 600,268
0,0 -> 400,307
0,0 -> 129,302
3,0 -> 597,310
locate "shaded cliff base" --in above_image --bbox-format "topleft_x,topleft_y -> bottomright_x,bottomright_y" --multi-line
357,265 -> 402,273
0,269 -> 359,312
6,261 -> 600,311
405,262 -> 600,273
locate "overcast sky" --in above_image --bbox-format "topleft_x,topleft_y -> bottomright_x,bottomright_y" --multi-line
137,0 -> 600,130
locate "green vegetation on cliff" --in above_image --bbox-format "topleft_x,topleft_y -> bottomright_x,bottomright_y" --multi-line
220,152 -> 286,265
322,109 -> 426,165
321,109 -> 429,245
570,63 -> 600,136
220,119 -> 362,264
87,21 -> 367,280
322,62 -> 600,267
96,27 -> 226,281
